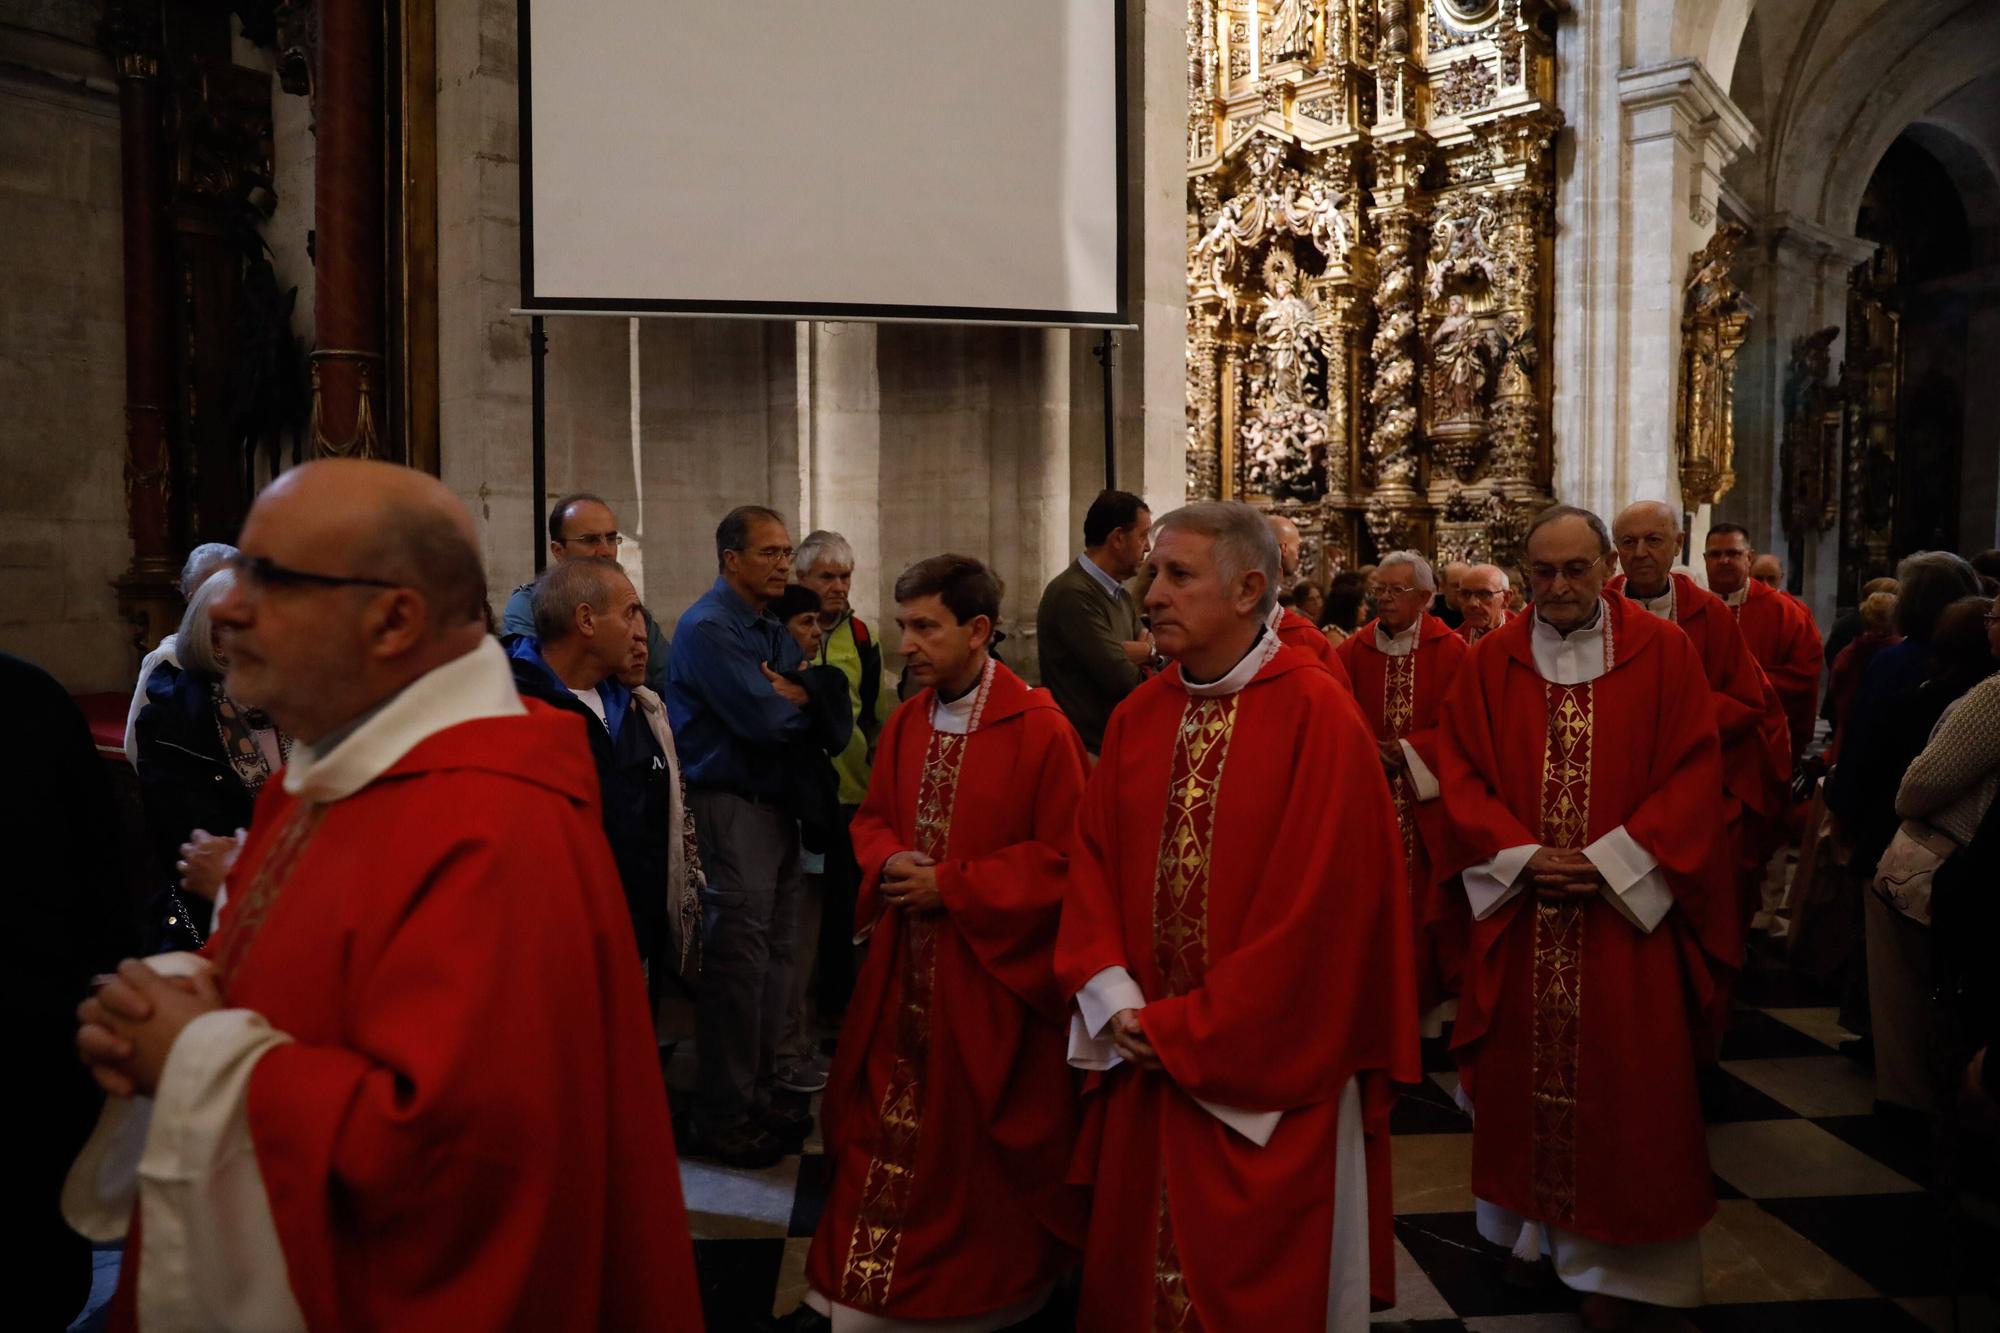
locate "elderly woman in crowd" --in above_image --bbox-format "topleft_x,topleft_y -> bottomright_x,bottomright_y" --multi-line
131,564 -> 291,948
120,543 -> 236,764
1824,589 -> 1900,763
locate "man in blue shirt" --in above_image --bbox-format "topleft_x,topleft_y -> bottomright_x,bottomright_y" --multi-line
669,505 -> 814,1166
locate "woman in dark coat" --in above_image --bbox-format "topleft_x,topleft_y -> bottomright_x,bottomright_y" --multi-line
132,565 -> 290,947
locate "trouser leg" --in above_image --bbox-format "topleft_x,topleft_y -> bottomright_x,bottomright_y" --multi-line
759,832 -> 804,1096
690,791 -> 783,1126
780,868 -> 825,1063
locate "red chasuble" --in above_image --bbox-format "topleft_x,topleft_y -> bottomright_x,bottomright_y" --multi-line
1056,646 -> 1418,1330
809,661 -> 1089,1320
1276,606 -> 1355,691
1730,577 -> 1822,764
119,704 -> 702,1330
1334,613 -> 1471,1012
1609,572 -> 1791,922
1438,598 -> 1736,1247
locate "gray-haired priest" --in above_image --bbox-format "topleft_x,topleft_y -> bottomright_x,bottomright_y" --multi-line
1437,504 -> 1737,1331
1056,501 -> 1418,1331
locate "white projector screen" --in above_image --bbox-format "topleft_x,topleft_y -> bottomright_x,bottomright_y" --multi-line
519,0 -> 1128,327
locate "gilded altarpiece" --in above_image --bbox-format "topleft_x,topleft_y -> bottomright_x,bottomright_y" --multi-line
1837,251 -> 1901,604
1185,0 -> 1561,574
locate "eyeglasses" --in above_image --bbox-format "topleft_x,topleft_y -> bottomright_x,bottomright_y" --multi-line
558,531 -> 623,549
1704,548 -> 1750,560
1367,583 -> 1423,600
744,545 -> 795,562
1460,588 -> 1503,601
1528,560 -> 1605,583
229,552 -> 404,593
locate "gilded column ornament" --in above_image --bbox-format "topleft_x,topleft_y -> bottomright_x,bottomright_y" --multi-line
1837,249 -> 1900,602
1676,223 -> 1751,510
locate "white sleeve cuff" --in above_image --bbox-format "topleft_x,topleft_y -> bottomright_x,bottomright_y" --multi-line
1582,826 -> 1675,934
138,1007 -> 306,1331
1400,740 -> 1441,802
1463,844 -> 1539,919
1068,966 -> 1146,1071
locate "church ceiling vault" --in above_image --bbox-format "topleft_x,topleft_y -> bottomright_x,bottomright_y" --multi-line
1185,0 -> 1561,575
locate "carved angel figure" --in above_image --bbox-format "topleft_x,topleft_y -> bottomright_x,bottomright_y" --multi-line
1193,196 -> 1250,291
1284,175 -> 1353,260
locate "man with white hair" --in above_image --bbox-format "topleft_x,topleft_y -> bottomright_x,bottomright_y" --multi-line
1265,512 -> 1354,689
1335,549 -> 1471,1029
1438,504 -> 1733,1328
1457,564 -> 1511,643
122,542 -> 237,764
1608,500 -> 1790,927
1057,501 -> 1416,1330
781,529 -> 900,1093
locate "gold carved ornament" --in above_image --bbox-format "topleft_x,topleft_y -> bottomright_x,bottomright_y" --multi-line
1675,223 -> 1751,510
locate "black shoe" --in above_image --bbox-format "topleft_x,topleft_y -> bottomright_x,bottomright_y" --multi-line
767,1305 -> 832,1333
684,1118 -> 785,1169
756,1100 -> 814,1149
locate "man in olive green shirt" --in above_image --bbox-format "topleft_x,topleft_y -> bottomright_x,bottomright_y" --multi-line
1035,489 -> 1155,754
778,531 -> 900,1090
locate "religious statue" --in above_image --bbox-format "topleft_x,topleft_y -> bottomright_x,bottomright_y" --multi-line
1494,310 -> 1535,399
1264,0 -> 1314,62
1283,174 -> 1353,260
1428,295 -> 1496,425
1256,272 -> 1321,406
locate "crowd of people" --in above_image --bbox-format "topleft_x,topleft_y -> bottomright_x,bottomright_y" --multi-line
23,455 -> 2000,1331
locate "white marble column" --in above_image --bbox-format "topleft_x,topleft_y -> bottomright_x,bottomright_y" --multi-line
1553,40 -> 1756,522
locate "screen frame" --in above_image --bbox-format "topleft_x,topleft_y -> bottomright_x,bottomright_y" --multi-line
515,0 -> 1131,328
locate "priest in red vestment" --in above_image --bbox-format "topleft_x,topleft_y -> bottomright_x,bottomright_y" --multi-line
68,461 -> 701,1331
1457,564 -> 1512,644
1334,550 -> 1471,1029
1705,522 -> 1822,765
1439,505 -> 1735,1331
801,555 -> 1087,1331
1057,501 -> 1418,1333
1266,513 -> 1354,689
1611,501 -> 1791,928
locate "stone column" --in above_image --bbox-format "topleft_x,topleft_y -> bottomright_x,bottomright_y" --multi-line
309,0 -> 387,459
107,13 -> 180,652
1724,214 -> 1874,621
1554,52 -> 1755,520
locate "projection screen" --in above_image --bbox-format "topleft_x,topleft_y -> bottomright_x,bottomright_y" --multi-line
518,0 -> 1128,327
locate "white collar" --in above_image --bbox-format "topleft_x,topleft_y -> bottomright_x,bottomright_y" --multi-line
1179,626 -> 1283,698
929,656 -> 997,736
1373,618 -> 1420,657
1529,600 -> 1610,685
1627,580 -> 1675,620
1722,584 -> 1748,608
283,636 -> 527,803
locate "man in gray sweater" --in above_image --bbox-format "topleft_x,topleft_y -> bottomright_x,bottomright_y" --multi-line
1035,489 -> 1154,753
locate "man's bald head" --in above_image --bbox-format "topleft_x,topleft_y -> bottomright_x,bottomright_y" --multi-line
1266,514 -> 1303,580
257,459 -> 487,630
1751,553 -> 1784,588
1459,563 -> 1509,630
214,459 -> 493,742
1612,500 -> 1682,598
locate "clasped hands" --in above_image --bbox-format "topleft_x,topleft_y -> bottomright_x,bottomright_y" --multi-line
881,851 -> 943,914
1108,1008 -> 1161,1071
75,959 -> 225,1099
1527,846 -> 1607,900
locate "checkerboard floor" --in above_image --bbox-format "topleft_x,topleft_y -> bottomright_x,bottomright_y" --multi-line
676,946 -> 2000,1332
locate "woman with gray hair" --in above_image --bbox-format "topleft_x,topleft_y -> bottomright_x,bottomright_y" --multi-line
120,542 -> 238,763
131,565 -> 291,949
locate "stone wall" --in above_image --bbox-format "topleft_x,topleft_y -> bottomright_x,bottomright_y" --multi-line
0,26 -> 131,692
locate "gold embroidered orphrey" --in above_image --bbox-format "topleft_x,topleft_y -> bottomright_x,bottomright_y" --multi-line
839,670 -> 989,1307
1529,678 -> 1591,1225
1383,650 -> 1420,878
209,800 -> 328,987
1151,694 -> 1239,1330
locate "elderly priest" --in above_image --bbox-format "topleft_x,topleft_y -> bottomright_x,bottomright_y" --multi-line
1439,504 -> 1736,1331
1056,501 -> 1417,1332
